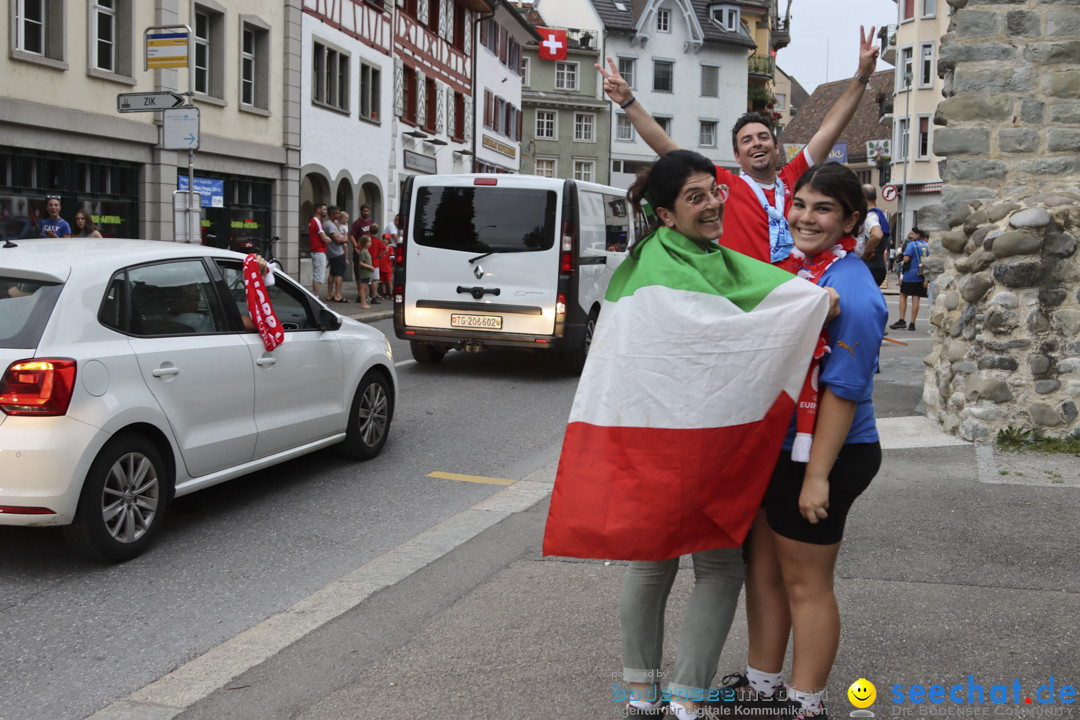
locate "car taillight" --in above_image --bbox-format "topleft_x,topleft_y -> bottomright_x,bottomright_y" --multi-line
0,359 -> 77,416
560,221 -> 575,274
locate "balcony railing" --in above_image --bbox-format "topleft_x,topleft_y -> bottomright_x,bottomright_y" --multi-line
879,24 -> 897,65
748,55 -> 775,79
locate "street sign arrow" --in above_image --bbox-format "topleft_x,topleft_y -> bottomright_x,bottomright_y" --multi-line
117,91 -> 186,113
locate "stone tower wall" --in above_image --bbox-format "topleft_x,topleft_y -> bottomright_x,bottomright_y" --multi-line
919,0 -> 1080,441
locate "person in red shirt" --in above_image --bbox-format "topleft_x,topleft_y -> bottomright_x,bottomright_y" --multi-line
367,225 -> 386,303
379,230 -> 395,299
597,26 -> 880,268
308,203 -> 330,299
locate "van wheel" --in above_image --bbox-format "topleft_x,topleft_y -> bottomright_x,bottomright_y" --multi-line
410,341 -> 446,365
562,307 -> 599,373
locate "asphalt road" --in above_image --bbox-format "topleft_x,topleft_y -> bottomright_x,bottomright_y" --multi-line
0,320 -> 581,720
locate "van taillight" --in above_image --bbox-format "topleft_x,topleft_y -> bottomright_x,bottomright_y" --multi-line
556,293 -> 567,316
560,221 -> 575,274
0,359 -> 77,416
394,283 -> 404,304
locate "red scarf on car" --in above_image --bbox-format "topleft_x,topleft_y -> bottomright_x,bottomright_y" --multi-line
243,254 -> 285,352
785,236 -> 856,462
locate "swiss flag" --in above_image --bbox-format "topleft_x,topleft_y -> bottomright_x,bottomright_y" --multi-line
537,27 -> 567,61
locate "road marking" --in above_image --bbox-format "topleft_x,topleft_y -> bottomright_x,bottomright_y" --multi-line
428,471 -> 515,486
394,359 -> 417,368
877,415 -> 969,450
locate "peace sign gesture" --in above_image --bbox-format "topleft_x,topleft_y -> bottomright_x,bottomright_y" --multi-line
857,25 -> 880,77
595,56 -> 633,106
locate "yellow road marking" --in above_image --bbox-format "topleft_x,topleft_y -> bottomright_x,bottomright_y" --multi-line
427,471 -> 515,486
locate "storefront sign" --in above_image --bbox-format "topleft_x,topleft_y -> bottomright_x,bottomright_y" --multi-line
177,176 -> 224,208
482,134 -> 516,158
404,150 -> 437,175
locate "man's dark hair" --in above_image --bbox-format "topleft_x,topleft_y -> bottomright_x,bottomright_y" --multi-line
328,205 -> 338,214
731,111 -> 778,154
912,226 -> 926,239
314,203 -> 326,211
360,204 -> 371,212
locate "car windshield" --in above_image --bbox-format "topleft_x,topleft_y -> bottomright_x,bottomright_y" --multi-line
412,186 -> 558,253
0,277 -> 63,349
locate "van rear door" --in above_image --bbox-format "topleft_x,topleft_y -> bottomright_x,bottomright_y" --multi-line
402,177 -> 560,337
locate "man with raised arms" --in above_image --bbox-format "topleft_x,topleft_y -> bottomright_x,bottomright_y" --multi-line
596,27 -> 880,266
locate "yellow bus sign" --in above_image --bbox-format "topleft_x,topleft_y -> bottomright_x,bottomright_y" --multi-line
146,31 -> 189,69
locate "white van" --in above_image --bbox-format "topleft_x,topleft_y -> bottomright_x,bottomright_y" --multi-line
392,174 -> 643,368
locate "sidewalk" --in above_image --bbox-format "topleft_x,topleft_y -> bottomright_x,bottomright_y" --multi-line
321,276 -> 394,323
92,285 -> 1080,720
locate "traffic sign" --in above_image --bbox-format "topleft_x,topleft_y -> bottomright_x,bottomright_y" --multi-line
881,184 -> 898,202
117,91 -> 186,113
163,107 -> 200,150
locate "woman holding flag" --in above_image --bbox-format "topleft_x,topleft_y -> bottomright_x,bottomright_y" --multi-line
735,163 -> 887,720
543,151 -> 831,719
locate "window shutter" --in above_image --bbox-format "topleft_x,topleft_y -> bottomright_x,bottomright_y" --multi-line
465,98 -> 473,142
436,84 -> 446,133
418,0 -> 429,24
463,11 -> 472,55
394,59 -> 404,116
416,71 -> 427,126
447,89 -> 456,138
439,0 -> 450,40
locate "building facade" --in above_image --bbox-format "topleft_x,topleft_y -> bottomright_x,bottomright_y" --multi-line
2,0 -> 300,267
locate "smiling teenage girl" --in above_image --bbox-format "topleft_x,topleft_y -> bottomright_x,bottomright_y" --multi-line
741,163 -> 887,720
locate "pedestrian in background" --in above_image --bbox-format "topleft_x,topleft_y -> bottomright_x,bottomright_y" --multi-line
857,185 -> 889,288
73,210 -> 103,238
39,195 -> 71,238
368,224 -> 384,304
327,210 -> 350,302
354,234 -> 375,309
308,203 -> 330,300
890,228 -> 930,331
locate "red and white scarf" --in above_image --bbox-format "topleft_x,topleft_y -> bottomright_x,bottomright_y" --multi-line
243,254 -> 285,352
787,236 -> 856,462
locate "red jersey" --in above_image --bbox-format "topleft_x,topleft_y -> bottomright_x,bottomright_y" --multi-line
379,233 -> 395,274
308,216 -> 327,254
369,234 -> 385,267
713,149 -> 810,263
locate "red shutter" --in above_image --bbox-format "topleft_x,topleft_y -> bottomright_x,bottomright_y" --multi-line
516,108 -> 522,141
904,0 -> 914,19
484,89 -> 492,129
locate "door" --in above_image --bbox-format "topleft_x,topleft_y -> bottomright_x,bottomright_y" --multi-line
125,260 -> 257,477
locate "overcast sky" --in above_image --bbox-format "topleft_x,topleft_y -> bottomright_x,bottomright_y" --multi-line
776,0 -> 900,93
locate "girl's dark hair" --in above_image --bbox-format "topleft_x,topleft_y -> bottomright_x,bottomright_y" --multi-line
792,162 -> 867,238
627,150 -> 715,257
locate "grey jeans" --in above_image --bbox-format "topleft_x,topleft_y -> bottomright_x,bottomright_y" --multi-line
620,547 -> 745,696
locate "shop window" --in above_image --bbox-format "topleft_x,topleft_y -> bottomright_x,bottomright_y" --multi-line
13,0 -> 67,69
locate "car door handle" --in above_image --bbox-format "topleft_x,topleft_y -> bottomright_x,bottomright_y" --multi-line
152,367 -> 180,377
256,357 -> 276,367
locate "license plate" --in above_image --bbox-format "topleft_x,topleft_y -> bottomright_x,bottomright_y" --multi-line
451,313 -> 502,329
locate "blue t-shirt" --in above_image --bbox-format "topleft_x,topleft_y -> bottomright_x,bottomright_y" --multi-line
784,251 -> 888,448
40,217 -> 71,238
901,239 -> 929,283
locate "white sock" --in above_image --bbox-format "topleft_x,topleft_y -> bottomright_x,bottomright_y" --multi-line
793,688 -> 825,713
669,703 -> 700,720
628,696 -> 662,711
746,666 -> 783,696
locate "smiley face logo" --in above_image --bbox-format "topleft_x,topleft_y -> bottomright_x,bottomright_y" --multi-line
848,678 -> 877,709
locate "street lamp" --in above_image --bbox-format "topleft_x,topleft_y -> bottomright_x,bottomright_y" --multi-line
899,69 -> 912,243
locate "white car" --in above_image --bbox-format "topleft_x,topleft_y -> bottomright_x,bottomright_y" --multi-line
0,239 -> 396,561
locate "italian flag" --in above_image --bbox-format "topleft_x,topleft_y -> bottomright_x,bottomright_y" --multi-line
543,227 -> 830,561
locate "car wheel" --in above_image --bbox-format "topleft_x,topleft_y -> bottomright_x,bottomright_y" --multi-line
340,369 -> 394,460
410,341 -> 446,365
62,433 -> 169,562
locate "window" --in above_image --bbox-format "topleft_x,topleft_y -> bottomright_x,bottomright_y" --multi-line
897,46 -> 914,91
654,116 -> 671,136
125,261 -> 229,336
574,160 -> 595,182
699,121 -> 718,147
618,57 -> 636,88
654,60 -> 673,92
710,5 -> 740,32
536,110 -> 556,139
428,0 -> 439,29
87,0 -> 132,80
919,42 -> 935,88
239,17 -> 270,112
453,92 -> 465,141
916,115 -> 931,160
903,0 -> 914,21
359,62 -> 381,122
313,40 -> 350,113
521,56 -> 530,86
215,261 -> 317,331
194,5 -> 225,98
701,64 -> 719,97
402,66 -> 416,123
895,116 -> 910,161
452,3 -> 465,51
535,158 -> 556,178
774,93 -> 786,111
656,8 -> 670,32
13,0 -> 66,67
92,0 -> 115,72
425,77 -> 437,131
556,62 -> 578,90
921,0 -> 936,18
616,114 -> 634,141
574,113 -> 595,142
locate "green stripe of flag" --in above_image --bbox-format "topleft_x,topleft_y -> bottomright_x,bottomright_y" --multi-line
606,227 -> 796,314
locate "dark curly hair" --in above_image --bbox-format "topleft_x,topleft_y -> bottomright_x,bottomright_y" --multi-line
792,163 -> 867,238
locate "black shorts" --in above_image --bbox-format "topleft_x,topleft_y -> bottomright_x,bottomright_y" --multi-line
764,443 -> 881,545
328,254 -> 347,278
900,280 -> 927,297
870,267 -> 887,287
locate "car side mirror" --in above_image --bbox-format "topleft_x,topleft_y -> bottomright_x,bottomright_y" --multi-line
319,307 -> 342,331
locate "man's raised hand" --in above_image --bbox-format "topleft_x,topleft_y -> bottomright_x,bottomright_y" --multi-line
595,56 -> 633,106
